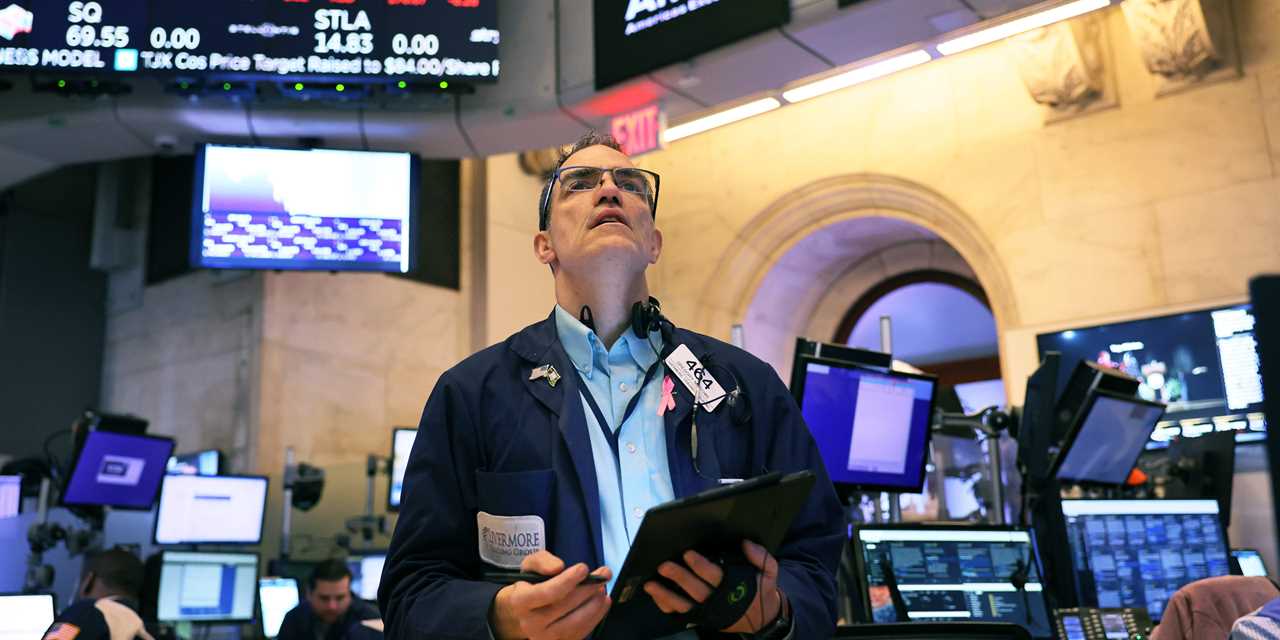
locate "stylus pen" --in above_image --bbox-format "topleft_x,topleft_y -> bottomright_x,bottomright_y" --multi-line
482,572 -> 609,586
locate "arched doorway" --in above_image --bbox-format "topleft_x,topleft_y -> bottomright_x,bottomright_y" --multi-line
837,271 -> 1004,412
694,173 -> 1018,384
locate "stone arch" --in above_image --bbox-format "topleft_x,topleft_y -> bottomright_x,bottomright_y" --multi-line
696,173 -> 1018,380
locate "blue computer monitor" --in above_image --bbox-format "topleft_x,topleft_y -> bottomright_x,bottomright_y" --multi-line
0,475 -> 20,517
1052,390 -> 1166,485
1232,548 -> 1269,577
167,450 -> 222,476
852,525 -> 1053,639
793,357 -> 936,495
388,428 -> 417,511
348,552 -> 386,601
258,577 -> 300,639
157,551 -> 259,622
62,431 -> 175,509
1061,499 -> 1231,621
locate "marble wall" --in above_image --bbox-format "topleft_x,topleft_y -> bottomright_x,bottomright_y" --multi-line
100,271 -> 262,474
254,271 -> 465,557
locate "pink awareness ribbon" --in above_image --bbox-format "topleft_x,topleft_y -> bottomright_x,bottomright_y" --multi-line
658,375 -> 676,416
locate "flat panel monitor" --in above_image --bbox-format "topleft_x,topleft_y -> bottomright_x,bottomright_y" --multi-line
1060,499 -> 1230,621
192,144 -> 418,273
157,551 -> 258,622
1037,304 -> 1265,446
851,525 -> 1053,639
0,476 -> 19,517
259,577 -> 300,639
167,449 -> 222,476
1051,390 -> 1166,485
793,357 -> 936,495
593,0 -> 790,90
1232,548 -> 1269,577
62,431 -> 174,509
388,428 -> 417,511
0,594 -> 55,640
953,379 -> 1007,414
348,552 -> 386,602
154,474 -> 268,545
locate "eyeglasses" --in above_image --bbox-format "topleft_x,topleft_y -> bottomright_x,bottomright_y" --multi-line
540,165 -> 662,227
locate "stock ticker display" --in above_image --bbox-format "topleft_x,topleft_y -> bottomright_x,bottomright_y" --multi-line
857,528 -> 1052,638
1062,500 -> 1231,621
0,0 -> 498,80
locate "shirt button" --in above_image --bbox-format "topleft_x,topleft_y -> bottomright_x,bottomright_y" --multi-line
619,382 -> 628,392
632,507 -> 644,519
626,442 -> 637,454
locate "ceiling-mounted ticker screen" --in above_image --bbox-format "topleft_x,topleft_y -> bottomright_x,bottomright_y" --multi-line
0,0 -> 499,81
593,0 -> 790,90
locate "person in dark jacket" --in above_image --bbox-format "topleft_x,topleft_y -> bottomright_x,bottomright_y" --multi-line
379,132 -> 845,640
43,548 -> 154,640
279,559 -> 382,640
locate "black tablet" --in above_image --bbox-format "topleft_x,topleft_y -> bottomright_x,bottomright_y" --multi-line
596,470 -> 817,640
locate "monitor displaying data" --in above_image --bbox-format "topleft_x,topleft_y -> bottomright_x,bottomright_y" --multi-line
0,594 -> 55,640
348,552 -> 386,601
854,526 -> 1052,638
154,474 -> 268,545
258,577 -> 300,639
62,431 -> 174,509
1053,391 -> 1166,485
1038,304 -> 1265,446
388,428 -> 417,510
0,1 -> 499,82
157,551 -> 258,622
795,359 -> 936,494
1232,549 -> 1269,577
192,144 -> 417,273
167,449 -> 221,476
0,475 -> 20,517
1061,499 -> 1231,620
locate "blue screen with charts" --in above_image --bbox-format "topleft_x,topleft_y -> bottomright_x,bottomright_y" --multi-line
1061,499 -> 1231,620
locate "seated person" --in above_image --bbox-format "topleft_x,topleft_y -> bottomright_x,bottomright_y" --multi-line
278,559 -> 381,640
43,547 -> 153,640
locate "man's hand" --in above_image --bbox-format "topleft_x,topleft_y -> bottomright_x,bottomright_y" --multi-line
489,550 -> 612,640
642,539 -> 787,634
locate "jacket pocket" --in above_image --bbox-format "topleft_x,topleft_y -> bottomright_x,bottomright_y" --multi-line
474,468 -> 556,569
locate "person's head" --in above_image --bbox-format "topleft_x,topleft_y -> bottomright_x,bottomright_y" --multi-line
307,559 -> 353,625
534,132 -> 663,282
78,548 -> 144,601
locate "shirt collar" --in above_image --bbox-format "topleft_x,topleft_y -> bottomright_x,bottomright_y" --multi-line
553,305 -> 661,378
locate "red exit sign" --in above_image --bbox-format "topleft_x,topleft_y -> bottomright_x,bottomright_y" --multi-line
610,104 -> 664,157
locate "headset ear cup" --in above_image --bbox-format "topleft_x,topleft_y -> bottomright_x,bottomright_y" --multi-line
631,300 -> 648,339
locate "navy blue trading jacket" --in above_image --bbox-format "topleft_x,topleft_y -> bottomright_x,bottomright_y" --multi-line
378,312 -> 844,639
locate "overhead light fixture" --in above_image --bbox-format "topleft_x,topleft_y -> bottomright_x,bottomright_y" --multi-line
781,49 -> 932,103
936,0 -> 1111,56
663,97 -> 782,143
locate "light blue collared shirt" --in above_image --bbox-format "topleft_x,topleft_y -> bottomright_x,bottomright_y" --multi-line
554,305 -> 675,594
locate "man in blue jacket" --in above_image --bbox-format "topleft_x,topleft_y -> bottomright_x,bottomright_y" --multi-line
379,132 -> 844,639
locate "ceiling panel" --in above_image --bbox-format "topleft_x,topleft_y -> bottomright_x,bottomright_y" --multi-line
648,29 -> 830,108
787,0 -> 973,65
